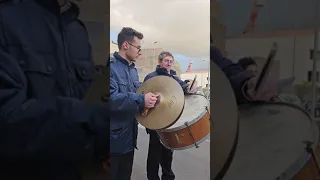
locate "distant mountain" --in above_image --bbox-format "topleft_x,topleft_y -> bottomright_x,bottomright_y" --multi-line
220,0 -> 319,37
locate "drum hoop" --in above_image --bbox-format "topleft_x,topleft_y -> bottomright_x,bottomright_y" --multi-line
159,110 -> 207,132
274,121 -> 319,180
241,101 -> 312,119
213,116 -> 240,180
159,94 -> 209,132
159,133 -> 210,151
240,101 -> 319,180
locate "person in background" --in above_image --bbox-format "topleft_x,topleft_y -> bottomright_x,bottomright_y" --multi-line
144,51 -> 197,180
210,36 -> 276,103
109,27 -> 159,180
0,0 -> 109,180
237,57 -> 258,77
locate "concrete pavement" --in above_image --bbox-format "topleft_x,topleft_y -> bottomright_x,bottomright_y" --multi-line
131,125 -> 210,180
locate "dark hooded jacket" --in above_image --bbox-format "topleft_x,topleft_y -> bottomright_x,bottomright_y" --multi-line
210,45 -> 253,103
0,1 -> 109,179
109,52 -> 144,155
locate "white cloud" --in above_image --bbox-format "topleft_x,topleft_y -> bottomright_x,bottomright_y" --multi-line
110,0 -> 210,60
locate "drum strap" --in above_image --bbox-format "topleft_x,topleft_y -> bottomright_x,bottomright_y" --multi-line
305,141 -> 320,176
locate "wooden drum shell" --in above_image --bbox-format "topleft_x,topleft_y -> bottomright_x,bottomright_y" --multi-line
293,145 -> 320,180
157,110 -> 210,150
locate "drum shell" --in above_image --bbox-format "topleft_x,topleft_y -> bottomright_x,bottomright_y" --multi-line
293,145 -> 320,180
157,110 -> 210,150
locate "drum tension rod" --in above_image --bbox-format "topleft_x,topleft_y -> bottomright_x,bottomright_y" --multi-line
205,106 -> 212,125
184,122 -> 199,148
304,140 -> 320,176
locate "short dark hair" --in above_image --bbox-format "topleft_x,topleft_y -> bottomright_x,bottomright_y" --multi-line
117,27 -> 144,49
158,51 -> 174,61
238,57 -> 256,70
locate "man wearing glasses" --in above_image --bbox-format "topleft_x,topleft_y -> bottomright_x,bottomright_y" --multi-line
0,0 -> 109,179
143,51 -> 197,180
110,27 -> 159,180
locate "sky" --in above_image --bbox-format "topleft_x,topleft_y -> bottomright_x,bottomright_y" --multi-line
110,0 -> 210,72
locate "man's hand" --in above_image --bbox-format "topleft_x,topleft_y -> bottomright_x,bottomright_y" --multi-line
245,76 -> 277,101
144,92 -> 159,108
187,81 -> 198,94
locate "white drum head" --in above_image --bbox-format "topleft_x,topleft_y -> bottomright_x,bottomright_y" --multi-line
164,94 -> 209,131
223,102 -> 319,180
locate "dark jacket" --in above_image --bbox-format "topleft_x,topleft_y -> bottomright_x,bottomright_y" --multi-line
109,52 -> 145,155
0,1 -> 109,179
210,45 -> 253,103
144,66 -> 188,134
144,65 -> 188,91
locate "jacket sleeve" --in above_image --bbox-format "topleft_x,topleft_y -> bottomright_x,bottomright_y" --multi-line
210,45 -> 253,103
110,68 -> 145,113
0,46 -> 109,162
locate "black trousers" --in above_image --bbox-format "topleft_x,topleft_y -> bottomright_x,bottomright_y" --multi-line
147,130 -> 175,180
110,151 -> 134,180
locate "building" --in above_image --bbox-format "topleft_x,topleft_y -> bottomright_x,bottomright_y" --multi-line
226,29 -> 320,85
110,40 -> 118,54
181,70 -> 210,88
220,0 -> 320,37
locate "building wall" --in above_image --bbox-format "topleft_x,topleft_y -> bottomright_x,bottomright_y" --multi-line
135,48 -> 182,82
226,34 -> 320,84
110,41 -> 118,53
220,0 -> 320,37
181,71 -> 209,88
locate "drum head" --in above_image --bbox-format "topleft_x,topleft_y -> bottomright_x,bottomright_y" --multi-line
165,94 -> 209,131
84,66 -> 109,104
223,102 -> 319,180
136,76 -> 185,130
210,61 -> 239,180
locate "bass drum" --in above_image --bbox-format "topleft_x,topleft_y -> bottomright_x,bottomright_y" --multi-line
210,61 -> 239,180
223,102 -> 319,180
157,94 -> 210,150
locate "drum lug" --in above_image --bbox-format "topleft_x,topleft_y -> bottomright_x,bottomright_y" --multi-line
303,140 -> 320,177
205,106 -> 211,122
184,122 -> 199,148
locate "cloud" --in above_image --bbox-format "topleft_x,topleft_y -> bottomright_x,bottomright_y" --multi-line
110,0 -> 210,60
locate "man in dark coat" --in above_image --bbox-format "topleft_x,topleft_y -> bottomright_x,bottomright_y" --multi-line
144,51 -> 197,180
0,0 -> 109,179
210,35 -> 276,102
109,27 -> 159,180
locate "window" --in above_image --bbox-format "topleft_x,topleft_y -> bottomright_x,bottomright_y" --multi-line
308,71 -> 319,82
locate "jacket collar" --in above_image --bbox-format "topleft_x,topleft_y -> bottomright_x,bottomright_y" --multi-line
155,65 -> 176,75
114,52 -> 135,68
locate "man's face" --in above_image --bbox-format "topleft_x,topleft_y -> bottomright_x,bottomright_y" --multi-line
246,64 -> 258,76
123,36 -> 142,62
158,56 -> 174,72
